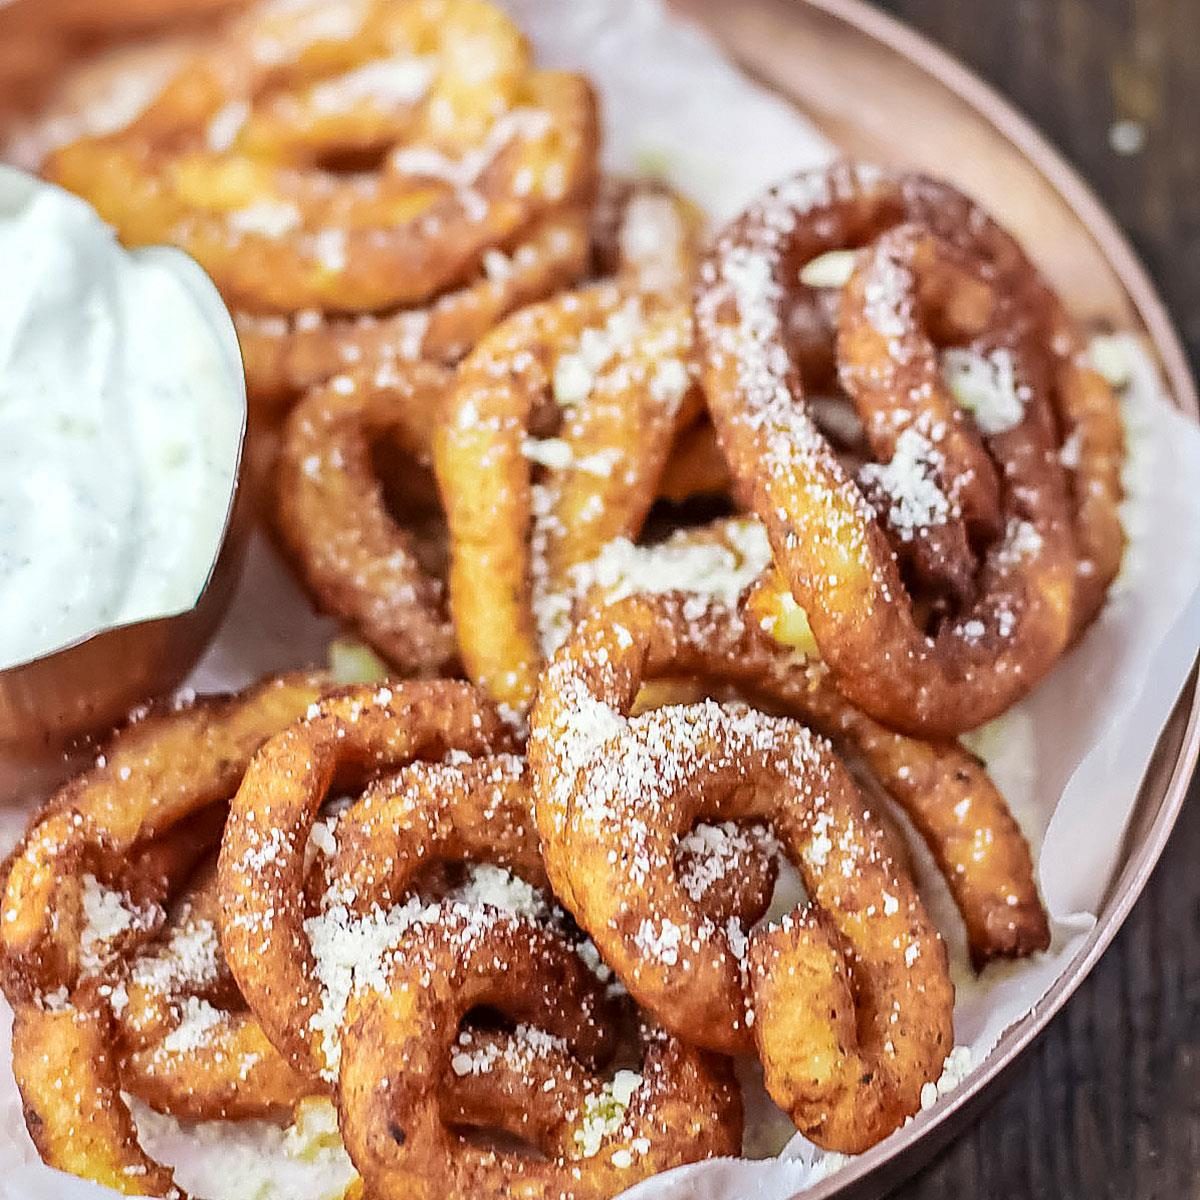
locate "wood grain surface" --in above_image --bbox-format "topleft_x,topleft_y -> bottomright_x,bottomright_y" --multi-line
870,5 -> 1200,1196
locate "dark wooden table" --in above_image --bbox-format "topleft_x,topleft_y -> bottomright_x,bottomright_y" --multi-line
868,3 -> 1200,1196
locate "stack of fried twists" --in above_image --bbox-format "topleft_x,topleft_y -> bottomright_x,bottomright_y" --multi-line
4,1 -> 1127,1197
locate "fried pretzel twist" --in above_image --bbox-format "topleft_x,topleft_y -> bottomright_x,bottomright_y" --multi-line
338,910 -> 742,1200
114,857 -> 314,1121
275,359 -> 459,676
236,206 -> 592,407
0,673 -> 333,1198
217,681 -> 515,1082
695,162 -> 1123,736
530,592 -> 956,1150
538,518 -> 1049,965
48,0 -> 598,314
435,182 -> 703,710
43,0 -> 601,414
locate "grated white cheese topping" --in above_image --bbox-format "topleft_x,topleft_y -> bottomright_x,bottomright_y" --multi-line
573,1070 -> 643,1158
130,915 -> 222,996
522,436 -> 574,470
79,874 -> 157,974
454,864 -> 551,921
161,996 -> 224,1055
206,101 -> 249,152
550,299 -> 643,408
920,1044 -> 973,1110
536,518 -> 773,657
227,200 -> 303,239
306,860 -> 554,1079
798,249 -> 856,289
390,108 -> 552,190
40,985 -> 72,1013
1088,333 -> 1134,389
941,347 -> 1028,435
449,1023 -> 568,1078
677,821 -> 778,902
858,428 -> 952,537
633,918 -> 682,966
309,56 -> 434,113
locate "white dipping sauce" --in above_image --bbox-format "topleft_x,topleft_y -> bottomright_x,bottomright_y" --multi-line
0,167 -> 245,671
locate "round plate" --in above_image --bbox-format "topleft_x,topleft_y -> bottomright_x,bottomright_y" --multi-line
1,2 -> 1195,1196
670,0 -> 1200,1195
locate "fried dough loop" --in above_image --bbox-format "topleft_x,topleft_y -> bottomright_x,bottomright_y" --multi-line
337,910 -> 741,1200
0,672 -> 333,1198
436,287 -> 692,709
0,672 -> 329,1005
13,997 -> 186,1199
529,591 -> 955,1150
218,675 -> 779,1081
275,359 -> 459,676
1045,310 -> 1126,633
47,0 -> 598,314
435,182 -> 703,711
695,162 -> 1123,736
4,516 -> 1055,1191
237,205 -> 591,406
44,0 -> 601,411
115,858 -> 314,1121
220,707 -> 759,1196
217,680 -> 515,1081
273,178 -> 704,679
320,749 -> 777,934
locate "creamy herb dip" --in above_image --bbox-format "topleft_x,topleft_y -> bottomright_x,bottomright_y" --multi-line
0,167 -> 244,670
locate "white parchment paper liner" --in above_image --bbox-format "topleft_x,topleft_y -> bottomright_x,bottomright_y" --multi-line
2,2 -> 1199,1198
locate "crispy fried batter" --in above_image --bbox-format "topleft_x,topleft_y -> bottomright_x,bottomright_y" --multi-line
537,520 -> 1048,965
589,175 -> 706,299
47,1 -> 599,314
13,997 -> 183,1198
1048,315 -> 1126,633
436,284 -> 694,709
1,0 -> 241,40
696,163 -> 1121,735
275,361 -> 458,676
0,675 -> 340,1193
0,672 -> 328,1003
338,911 -> 739,1200
529,592 -> 953,1149
6,31 -> 1124,1190
745,625 -> 1052,966
236,206 -> 591,409
217,681 -> 514,1081
322,753 -> 546,909
116,859 -> 314,1120
121,1011 -> 310,1122
324,751 -> 776,930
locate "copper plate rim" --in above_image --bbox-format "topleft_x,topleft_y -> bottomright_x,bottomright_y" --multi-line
755,0 -> 1200,1195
